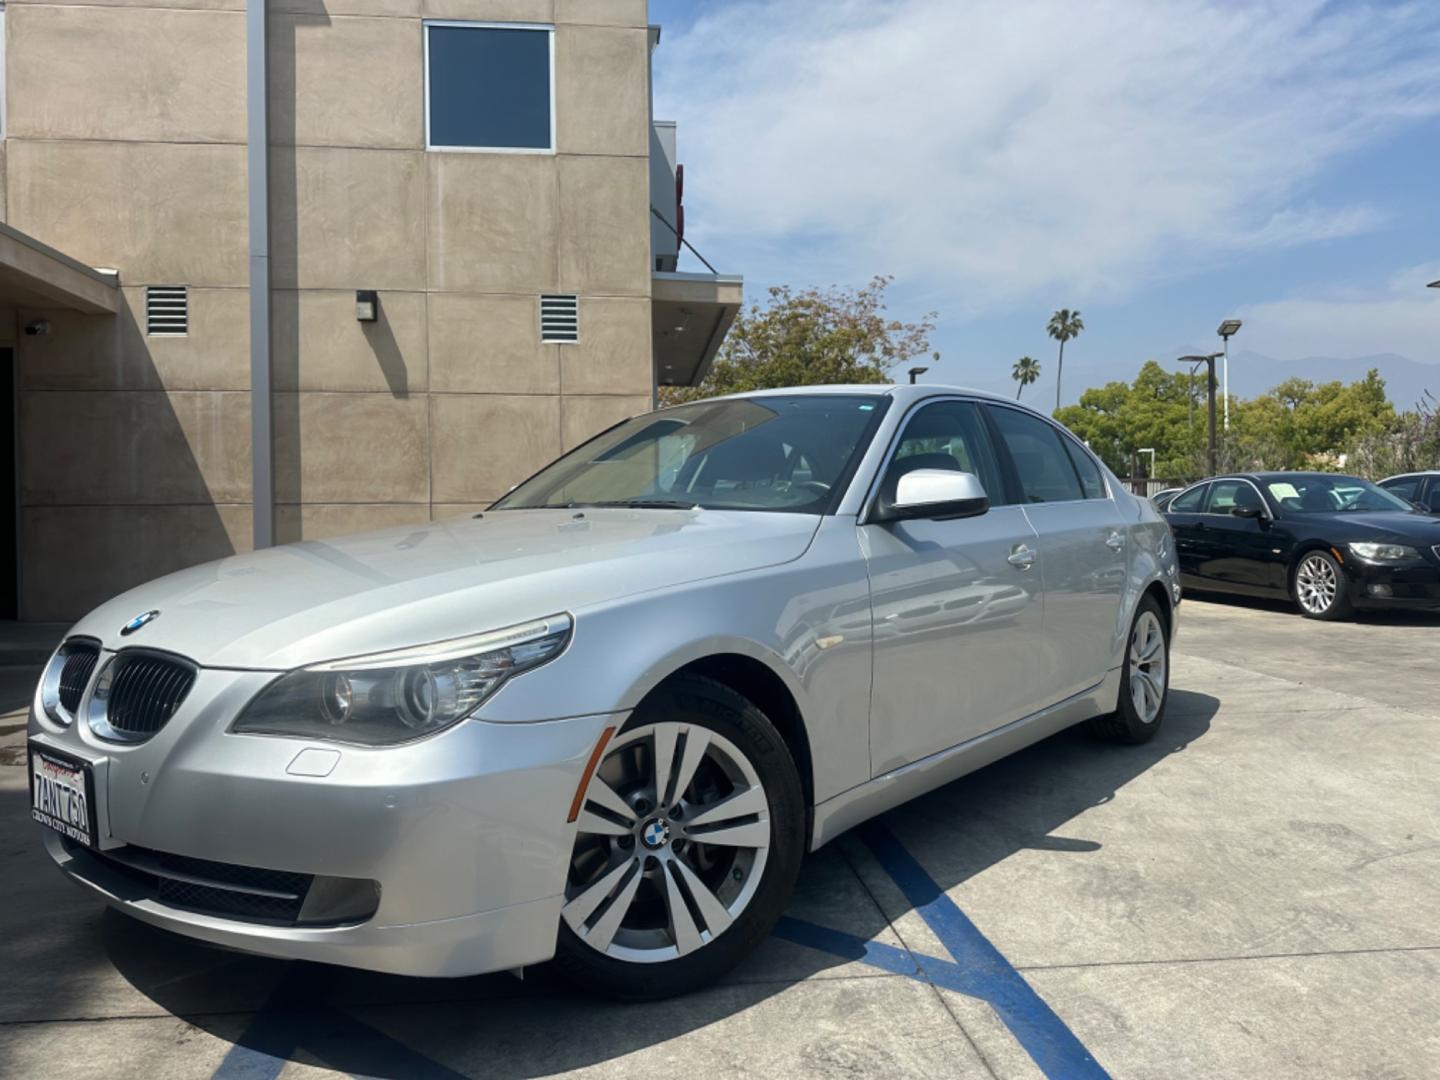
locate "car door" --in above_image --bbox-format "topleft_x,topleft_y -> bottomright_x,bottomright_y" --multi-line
1163,482 -> 1211,584
982,404 -> 1128,704
1198,478 -> 1285,592
860,398 -> 1046,774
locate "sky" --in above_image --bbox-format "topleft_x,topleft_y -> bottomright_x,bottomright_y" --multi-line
648,0 -> 1440,406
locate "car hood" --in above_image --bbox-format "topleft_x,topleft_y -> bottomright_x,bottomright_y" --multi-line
1306,511 -> 1440,546
70,509 -> 822,670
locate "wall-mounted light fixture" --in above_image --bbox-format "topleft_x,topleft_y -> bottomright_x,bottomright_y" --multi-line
23,319 -> 52,337
355,290 -> 378,322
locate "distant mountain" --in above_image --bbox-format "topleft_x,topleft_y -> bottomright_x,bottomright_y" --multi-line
987,350 -> 1440,410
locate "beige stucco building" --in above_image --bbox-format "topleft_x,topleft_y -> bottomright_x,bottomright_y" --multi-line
0,0 -> 740,621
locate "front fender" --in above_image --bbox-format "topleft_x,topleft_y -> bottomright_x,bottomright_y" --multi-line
473,517 -> 875,805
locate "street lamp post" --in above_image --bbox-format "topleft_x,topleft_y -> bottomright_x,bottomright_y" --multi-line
1138,447 -> 1156,477
1217,319 -> 1241,433
1180,353 -> 1223,476
908,366 -> 928,384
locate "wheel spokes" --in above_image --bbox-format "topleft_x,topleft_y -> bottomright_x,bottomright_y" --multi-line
562,856 -> 638,930
661,861 -> 704,956
577,809 -> 630,837
687,818 -> 769,848
651,725 -> 678,806
583,776 -> 637,825
671,856 -> 734,937
685,784 -> 767,828
583,860 -> 645,951
666,727 -> 711,808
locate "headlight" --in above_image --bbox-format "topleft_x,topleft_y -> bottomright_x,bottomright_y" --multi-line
233,614 -> 572,746
1348,542 -> 1420,562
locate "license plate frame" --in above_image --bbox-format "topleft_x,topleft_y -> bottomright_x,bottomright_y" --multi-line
29,743 -> 98,849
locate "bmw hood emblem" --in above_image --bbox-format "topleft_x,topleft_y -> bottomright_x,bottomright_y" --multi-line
120,609 -> 160,636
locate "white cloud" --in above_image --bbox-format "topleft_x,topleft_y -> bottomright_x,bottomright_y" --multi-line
655,0 -> 1440,312
1238,263 -> 1440,363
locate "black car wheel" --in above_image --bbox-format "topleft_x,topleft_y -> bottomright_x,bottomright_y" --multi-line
1292,550 -> 1352,621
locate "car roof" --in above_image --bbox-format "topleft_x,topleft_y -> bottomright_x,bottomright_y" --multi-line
1381,470 -> 1440,478
707,383 -> 1024,409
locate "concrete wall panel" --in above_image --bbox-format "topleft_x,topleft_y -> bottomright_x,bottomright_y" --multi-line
560,296 -> 651,395
430,394 -> 560,503
8,141 -> 249,287
20,390 -> 252,505
428,293 -> 557,394
21,505 -> 251,622
271,147 -> 427,290
555,25 -> 649,157
272,392 -> 429,503
272,289 -> 427,392
8,6 -> 246,143
276,502 -> 432,541
271,14 -> 424,150
561,393 -> 648,451
558,154 -> 650,297
428,153 -> 560,294
420,0 -> 552,21
18,288 -> 250,392
555,0 -> 646,27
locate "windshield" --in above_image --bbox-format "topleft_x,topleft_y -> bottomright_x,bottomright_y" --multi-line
1264,475 -> 1414,514
492,395 -> 887,514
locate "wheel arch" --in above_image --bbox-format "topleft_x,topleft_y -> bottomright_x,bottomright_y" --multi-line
642,652 -> 815,846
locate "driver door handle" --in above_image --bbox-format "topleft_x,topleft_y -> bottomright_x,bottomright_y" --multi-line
1105,530 -> 1125,552
1008,543 -> 1036,569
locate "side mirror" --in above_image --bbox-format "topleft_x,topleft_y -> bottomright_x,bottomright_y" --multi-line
1230,505 -> 1267,520
883,469 -> 989,521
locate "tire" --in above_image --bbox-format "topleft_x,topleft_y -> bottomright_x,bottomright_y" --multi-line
1088,596 -> 1170,744
1292,550 -> 1353,621
551,675 -> 805,1000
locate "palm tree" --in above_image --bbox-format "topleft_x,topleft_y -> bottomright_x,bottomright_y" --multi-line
1011,356 -> 1041,400
1047,308 -> 1084,410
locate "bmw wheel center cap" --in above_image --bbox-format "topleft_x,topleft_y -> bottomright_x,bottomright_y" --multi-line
640,818 -> 671,850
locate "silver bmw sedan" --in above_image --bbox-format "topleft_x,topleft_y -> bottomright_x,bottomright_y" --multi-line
28,385 -> 1179,999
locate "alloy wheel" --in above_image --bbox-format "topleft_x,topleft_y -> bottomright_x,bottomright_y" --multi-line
1128,609 -> 1167,724
563,722 -> 771,963
1296,554 -> 1338,615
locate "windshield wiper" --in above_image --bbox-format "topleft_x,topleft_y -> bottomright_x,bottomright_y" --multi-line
550,499 -> 701,511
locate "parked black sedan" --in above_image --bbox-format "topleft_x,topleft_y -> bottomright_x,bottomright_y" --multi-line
1163,472 -> 1440,620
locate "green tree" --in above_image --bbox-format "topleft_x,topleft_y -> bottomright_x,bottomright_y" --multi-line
1047,308 -> 1084,411
659,275 -> 935,406
1053,362 -> 1394,481
1011,356 -> 1041,400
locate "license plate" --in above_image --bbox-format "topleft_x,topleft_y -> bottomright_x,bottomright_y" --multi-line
29,744 -> 97,849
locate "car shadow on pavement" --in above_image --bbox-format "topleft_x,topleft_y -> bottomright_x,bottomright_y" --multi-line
0,690 -> 1217,1079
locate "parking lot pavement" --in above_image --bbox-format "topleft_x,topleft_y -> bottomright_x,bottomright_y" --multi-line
2,596 -> 1437,1079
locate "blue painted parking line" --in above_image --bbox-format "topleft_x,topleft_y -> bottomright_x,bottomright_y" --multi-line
856,822 -> 1110,1080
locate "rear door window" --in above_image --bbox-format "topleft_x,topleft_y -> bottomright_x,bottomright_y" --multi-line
985,406 -> 1084,503
1207,480 -> 1264,514
1168,484 -> 1209,513
1061,438 -> 1107,499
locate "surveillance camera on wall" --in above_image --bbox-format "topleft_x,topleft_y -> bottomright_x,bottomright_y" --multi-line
24,320 -> 52,337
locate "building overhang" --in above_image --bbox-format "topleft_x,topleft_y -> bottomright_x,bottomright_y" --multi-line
652,271 -> 743,387
0,223 -> 121,315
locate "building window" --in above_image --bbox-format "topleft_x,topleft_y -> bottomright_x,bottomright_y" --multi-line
424,22 -> 555,152
146,286 -> 189,336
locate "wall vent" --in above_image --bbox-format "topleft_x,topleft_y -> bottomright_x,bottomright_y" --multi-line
540,294 -> 579,343
146,286 -> 189,336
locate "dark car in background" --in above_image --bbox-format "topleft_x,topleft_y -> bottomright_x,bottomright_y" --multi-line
1151,488 -> 1183,512
1163,472 -> 1440,620
1379,471 -> 1440,516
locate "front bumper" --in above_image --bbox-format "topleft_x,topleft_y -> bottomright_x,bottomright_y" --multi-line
31,665 -> 618,977
1344,559 -> 1440,609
